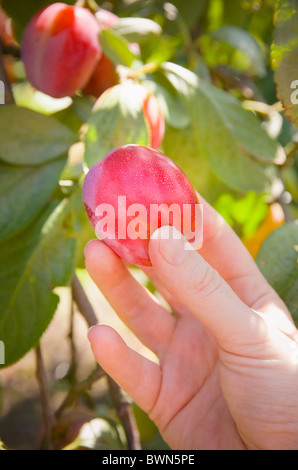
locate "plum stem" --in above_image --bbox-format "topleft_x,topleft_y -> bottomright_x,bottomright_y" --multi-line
126,61 -> 160,80
75,0 -> 88,7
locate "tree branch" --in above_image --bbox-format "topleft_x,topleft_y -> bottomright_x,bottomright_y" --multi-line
71,273 -> 142,450
107,375 -> 142,450
72,274 -> 98,327
212,65 -> 265,101
35,344 -> 53,450
55,365 -> 105,419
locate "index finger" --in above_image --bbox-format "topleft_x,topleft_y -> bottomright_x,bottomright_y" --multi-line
147,194 -> 282,311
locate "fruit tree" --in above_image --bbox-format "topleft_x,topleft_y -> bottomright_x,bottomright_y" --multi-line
0,0 -> 297,451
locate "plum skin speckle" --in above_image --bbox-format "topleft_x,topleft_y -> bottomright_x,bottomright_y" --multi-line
83,144 -> 200,267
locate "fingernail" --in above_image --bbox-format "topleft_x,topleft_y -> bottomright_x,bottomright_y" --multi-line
87,325 -> 98,341
84,239 -> 96,258
155,226 -> 188,266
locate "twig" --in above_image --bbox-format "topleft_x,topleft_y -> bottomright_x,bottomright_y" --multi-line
107,376 -> 142,450
35,344 -> 53,450
72,274 -> 98,327
276,183 -> 295,223
71,273 -> 142,450
67,298 -> 78,384
75,0 -> 88,7
212,65 -> 264,101
0,36 -> 15,104
54,294 -> 104,421
1,44 -> 20,58
55,365 -> 105,419
125,62 -> 160,81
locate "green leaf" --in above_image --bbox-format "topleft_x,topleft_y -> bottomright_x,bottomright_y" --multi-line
271,0 -> 298,128
142,78 -> 190,129
0,105 -> 77,166
0,196 -> 77,368
256,221 -> 298,322
167,0 -> 208,30
99,29 -> 139,67
71,95 -> 95,124
141,35 -> 181,65
110,17 -> 162,44
66,418 -> 125,450
84,81 -> 150,169
161,62 -> 281,193
213,191 -> 269,237
212,25 -> 266,77
12,82 -> 73,116
195,82 -> 284,165
0,156 -> 66,242
162,125 -> 227,203
52,95 -> 94,134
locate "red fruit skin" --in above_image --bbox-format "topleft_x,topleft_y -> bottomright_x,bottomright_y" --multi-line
0,7 -> 18,46
82,145 -> 199,267
143,92 -> 165,150
83,8 -> 118,98
21,3 -> 102,98
131,84 -> 164,149
83,53 -> 118,98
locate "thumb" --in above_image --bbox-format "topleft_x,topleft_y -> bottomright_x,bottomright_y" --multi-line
149,226 -> 263,351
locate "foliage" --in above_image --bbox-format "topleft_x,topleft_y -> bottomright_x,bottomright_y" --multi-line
256,220 -> 298,321
0,0 -> 297,451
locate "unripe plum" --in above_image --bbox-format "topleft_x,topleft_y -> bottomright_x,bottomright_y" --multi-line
142,91 -> 165,150
91,83 -> 165,148
21,3 -> 102,98
82,144 -> 200,267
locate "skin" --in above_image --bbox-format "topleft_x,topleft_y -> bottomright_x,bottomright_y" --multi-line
85,196 -> 298,450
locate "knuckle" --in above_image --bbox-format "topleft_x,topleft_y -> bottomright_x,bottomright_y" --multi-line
187,261 -> 223,298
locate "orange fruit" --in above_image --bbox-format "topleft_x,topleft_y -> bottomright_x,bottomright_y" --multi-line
242,203 -> 285,258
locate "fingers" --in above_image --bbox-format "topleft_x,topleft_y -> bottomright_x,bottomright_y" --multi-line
84,239 -> 176,357
88,325 -> 160,413
149,226 -> 265,352
196,196 -> 277,309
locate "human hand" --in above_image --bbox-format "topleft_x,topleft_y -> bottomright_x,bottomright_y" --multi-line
85,197 -> 298,450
